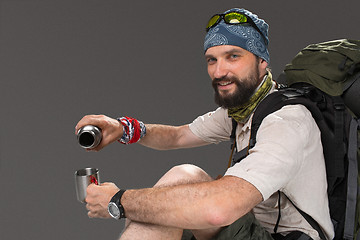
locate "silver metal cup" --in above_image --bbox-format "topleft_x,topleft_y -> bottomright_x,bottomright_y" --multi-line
77,125 -> 102,149
75,168 -> 100,203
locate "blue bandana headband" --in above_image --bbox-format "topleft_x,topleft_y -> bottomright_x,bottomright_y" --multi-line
204,8 -> 270,63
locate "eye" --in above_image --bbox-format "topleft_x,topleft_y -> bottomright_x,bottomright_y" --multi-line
206,57 -> 217,64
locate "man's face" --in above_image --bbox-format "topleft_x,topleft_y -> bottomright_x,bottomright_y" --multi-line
205,45 -> 266,108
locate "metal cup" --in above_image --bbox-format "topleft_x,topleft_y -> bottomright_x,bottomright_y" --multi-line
77,125 -> 102,149
75,168 -> 100,203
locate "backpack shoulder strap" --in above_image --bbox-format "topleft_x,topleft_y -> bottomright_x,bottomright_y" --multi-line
344,118 -> 360,239
232,88 -> 323,166
253,88 -> 324,145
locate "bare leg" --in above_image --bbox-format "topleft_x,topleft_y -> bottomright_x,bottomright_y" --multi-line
119,164 -> 219,240
120,222 -> 183,240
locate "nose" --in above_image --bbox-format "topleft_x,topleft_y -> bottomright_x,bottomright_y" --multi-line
212,59 -> 229,79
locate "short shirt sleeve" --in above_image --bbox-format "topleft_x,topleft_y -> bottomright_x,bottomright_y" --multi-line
189,107 -> 232,144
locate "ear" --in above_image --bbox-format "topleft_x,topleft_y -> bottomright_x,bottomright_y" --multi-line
258,58 -> 268,75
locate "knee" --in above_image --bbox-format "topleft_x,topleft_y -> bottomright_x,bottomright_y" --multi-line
154,164 -> 212,187
169,164 -> 211,181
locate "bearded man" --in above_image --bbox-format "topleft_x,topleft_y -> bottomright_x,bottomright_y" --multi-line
75,8 -> 333,240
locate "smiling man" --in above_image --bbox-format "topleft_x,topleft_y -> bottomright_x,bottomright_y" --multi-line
75,8 -> 334,240
208,46 -> 267,109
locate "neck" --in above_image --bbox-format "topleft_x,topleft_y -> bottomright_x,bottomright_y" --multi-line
228,71 -> 273,123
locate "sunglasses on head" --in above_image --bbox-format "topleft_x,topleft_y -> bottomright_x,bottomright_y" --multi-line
206,11 -> 266,44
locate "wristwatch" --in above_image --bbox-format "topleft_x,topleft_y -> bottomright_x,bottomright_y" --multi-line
108,189 -> 126,219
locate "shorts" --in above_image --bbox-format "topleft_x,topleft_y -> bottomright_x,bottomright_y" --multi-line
212,213 -> 274,240
181,213 -> 274,240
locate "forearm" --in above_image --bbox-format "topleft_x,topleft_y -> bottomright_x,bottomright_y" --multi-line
121,176 -> 263,229
76,115 -> 208,151
139,124 -> 208,150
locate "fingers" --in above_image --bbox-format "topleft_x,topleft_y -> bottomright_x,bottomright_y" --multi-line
85,186 -> 110,219
85,182 -> 120,219
75,114 -> 106,134
86,202 -> 111,219
75,114 -> 124,151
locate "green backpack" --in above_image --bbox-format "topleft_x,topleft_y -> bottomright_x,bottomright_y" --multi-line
231,39 -> 360,239
282,39 -> 360,117
279,39 -> 360,239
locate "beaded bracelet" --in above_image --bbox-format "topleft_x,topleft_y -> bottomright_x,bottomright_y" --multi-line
117,117 -> 146,144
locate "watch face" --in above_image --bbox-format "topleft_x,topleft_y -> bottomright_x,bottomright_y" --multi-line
108,202 -> 120,219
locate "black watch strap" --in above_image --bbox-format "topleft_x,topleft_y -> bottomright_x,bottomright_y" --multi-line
110,189 -> 126,219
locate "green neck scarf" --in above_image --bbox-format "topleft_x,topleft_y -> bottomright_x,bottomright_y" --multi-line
228,71 -> 273,123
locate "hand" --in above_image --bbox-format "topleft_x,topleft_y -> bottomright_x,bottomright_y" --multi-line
85,182 -> 120,219
75,114 -> 123,151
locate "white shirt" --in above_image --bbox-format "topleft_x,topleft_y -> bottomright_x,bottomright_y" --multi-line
189,105 -> 334,240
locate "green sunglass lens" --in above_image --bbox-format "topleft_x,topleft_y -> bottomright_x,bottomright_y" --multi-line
206,15 -> 221,29
224,13 -> 247,24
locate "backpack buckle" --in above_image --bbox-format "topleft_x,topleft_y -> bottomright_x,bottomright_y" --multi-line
334,102 -> 345,111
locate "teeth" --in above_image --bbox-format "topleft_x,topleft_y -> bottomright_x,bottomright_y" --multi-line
219,81 -> 232,86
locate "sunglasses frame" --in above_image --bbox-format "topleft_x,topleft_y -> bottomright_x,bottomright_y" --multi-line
206,11 -> 267,45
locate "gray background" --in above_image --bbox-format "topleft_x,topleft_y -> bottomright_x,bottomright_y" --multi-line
0,0 -> 359,239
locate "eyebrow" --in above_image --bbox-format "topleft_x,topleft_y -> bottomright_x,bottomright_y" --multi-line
204,53 -> 214,59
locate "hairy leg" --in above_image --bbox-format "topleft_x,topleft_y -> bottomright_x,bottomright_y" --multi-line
119,164 -> 218,240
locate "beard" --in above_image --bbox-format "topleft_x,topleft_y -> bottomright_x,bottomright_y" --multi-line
212,65 -> 261,109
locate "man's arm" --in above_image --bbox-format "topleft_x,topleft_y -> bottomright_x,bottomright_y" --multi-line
138,124 -> 209,150
75,114 -> 209,151
86,176 -> 263,229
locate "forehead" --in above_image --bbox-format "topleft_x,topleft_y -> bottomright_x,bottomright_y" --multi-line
205,45 -> 251,57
